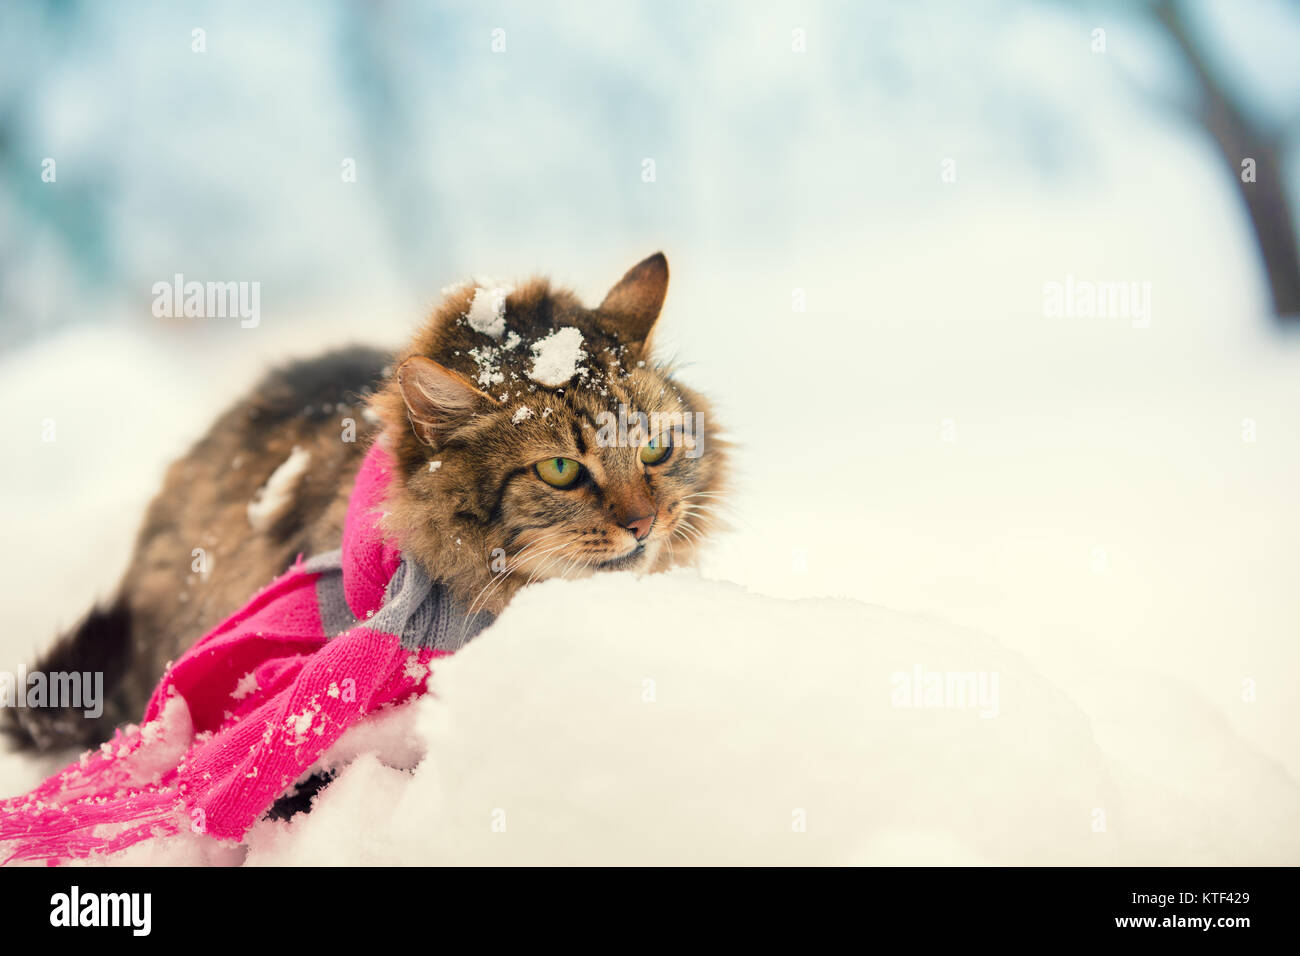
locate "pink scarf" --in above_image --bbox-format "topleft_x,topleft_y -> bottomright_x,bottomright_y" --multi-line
1,442 -> 486,865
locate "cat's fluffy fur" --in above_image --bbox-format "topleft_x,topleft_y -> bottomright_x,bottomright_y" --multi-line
5,254 -> 726,751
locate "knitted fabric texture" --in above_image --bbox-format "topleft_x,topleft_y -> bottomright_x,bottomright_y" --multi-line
0,441 -> 491,865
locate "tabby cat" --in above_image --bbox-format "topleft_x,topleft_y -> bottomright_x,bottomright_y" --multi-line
6,253 -> 726,750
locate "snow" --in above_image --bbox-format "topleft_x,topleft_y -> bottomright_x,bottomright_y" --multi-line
230,671 -> 259,700
286,706 -> 318,741
39,572 -> 1295,866
527,327 -> 587,387
242,574 -> 1110,866
510,407 -> 534,424
463,281 -> 513,340
467,345 -> 505,389
51,694 -> 196,797
246,446 -> 312,532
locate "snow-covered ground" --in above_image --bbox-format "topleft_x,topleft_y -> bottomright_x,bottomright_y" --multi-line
186,575 -> 1300,865
17,570 -> 1292,867
1,278 -> 1298,864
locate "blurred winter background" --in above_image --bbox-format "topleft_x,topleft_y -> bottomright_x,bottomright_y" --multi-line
1,0 -> 1298,863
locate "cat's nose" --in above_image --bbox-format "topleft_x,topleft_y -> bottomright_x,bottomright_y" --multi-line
625,512 -> 655,541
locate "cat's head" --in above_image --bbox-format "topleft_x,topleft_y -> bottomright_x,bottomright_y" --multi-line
373,253 -> 727,615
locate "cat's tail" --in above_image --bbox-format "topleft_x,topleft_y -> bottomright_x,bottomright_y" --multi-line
2,598 -> 134,752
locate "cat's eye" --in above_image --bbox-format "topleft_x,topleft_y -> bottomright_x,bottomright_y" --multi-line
640,434 -> 672,466
536,457 -> 583,488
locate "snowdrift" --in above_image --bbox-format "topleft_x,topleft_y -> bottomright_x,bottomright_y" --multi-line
60,571 -> 1296,866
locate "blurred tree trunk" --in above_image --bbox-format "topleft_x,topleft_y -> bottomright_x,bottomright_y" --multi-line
1152,0 -> 1300,322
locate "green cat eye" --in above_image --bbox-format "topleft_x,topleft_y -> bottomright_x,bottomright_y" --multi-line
536,457 -> 583,488
640,434 -> 672,466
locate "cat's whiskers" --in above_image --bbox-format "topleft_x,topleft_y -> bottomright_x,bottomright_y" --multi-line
522,535 -> 591,586
679,502 -> 738,536
680,493 -> 742,518
675,506 -> 709,531
494,537 -> 571,590
462,546 -> 566,639
557,553 -> 582,580
526,546 -> 582,586
680,498 -> 741,524
464,533 -> 569,623
569,547 -> 603,578
671,517 -> 707,546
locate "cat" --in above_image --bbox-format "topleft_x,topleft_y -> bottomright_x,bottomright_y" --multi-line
5,253 -> 727,751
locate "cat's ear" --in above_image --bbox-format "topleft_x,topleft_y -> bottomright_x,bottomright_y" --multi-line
396,355 -> 499,446
598,252 -> 668,345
